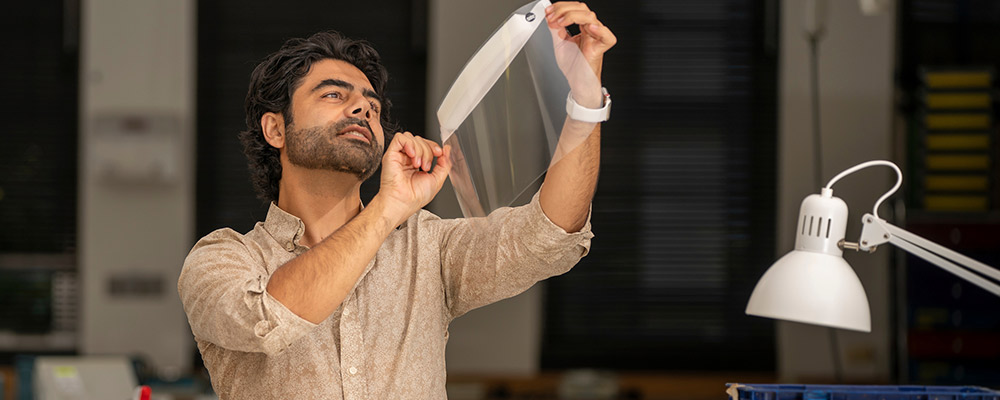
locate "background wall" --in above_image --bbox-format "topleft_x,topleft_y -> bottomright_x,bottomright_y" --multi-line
777,0 -> 896,381
79,0 -> 195,378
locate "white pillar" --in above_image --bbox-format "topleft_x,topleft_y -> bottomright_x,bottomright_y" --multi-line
79,0 -> 195,379
778,0 -> 896,381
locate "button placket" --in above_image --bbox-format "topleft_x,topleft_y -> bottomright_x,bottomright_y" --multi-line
339,296 -> 366,399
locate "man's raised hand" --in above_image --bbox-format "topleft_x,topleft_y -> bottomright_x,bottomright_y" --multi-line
374,132 -> 452,227
545,2 -> 617,79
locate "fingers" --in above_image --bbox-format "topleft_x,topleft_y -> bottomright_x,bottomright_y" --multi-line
545,2 -> 598,30
583,22 -> 617,52
545,2 -> 616,50
424,139 -> 443,171
412,135 -> 440,172
387,131 -> 412,150
430,144 -> 453,186
388,132 -> 446,172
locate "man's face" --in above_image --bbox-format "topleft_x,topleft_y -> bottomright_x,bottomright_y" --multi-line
284,59 -> 385,181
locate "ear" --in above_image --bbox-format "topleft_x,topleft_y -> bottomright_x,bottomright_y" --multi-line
261,112 -> 286,149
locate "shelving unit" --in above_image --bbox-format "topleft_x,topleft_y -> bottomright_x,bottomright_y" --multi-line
897,0 -> 1000,386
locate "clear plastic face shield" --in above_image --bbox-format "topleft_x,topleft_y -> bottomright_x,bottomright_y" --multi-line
438,0 -> 602,217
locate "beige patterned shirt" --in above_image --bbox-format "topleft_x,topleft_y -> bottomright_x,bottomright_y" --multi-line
178,192 -> 592,399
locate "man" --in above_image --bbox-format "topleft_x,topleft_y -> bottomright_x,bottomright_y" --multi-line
178,2 -> 615,398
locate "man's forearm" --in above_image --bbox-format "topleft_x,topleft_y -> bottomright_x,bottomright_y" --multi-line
539,1 -> 615,233
539,122 -> 601,233
265,196 -> 400,324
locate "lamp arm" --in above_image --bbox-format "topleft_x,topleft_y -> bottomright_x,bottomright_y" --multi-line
858,213 -> 1000,297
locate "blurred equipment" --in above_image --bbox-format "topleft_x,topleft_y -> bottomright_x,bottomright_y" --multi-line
558,370 -> 619,400
89,114 -> 182,185
0,259 -> 77,351
726,383 -> 1000,400
858,0 -> 893,17
33,356 -> 136,400
913,68 -> 994,213
803,0 -> 826,38
746,160 -> 1000,331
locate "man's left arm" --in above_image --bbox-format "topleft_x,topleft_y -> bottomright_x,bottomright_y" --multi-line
539,1 -> 617,233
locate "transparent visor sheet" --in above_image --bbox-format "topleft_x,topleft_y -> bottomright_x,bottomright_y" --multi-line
438,0 -> 600,218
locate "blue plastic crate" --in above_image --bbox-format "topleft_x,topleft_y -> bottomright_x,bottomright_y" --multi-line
726,384 -> 1000,400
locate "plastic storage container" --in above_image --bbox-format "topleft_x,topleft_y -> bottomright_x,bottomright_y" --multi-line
727,384 -> 1000,400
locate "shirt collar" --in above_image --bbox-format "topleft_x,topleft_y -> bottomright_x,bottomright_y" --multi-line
262,200 -> 370,251
263,202 -> 305,251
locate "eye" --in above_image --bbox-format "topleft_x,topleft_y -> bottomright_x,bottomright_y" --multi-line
322,92 -> 342,99
369,101 -> 380,114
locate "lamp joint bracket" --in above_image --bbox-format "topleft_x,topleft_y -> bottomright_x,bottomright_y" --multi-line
858,213 -> 891,252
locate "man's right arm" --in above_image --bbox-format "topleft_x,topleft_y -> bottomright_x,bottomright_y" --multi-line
178,230 -> 318,357
177,209 -> 398,356
265,132 -> 452,324
263,196 -> 401,324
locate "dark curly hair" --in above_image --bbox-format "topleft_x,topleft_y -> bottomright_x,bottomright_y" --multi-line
239,31 -> 397,203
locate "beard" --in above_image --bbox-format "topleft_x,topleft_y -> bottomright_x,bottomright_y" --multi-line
285,117 -> 383,181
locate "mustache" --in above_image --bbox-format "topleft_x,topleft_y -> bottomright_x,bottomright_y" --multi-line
330,117 -> 373,139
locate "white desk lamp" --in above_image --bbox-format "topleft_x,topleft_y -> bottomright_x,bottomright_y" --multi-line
746,160 -> 1000,332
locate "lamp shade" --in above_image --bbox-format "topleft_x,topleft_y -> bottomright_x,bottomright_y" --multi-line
746,250 -> 871,332
746,188 -> 871,332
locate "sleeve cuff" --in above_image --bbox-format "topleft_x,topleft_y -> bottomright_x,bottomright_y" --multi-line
254,279 -> 320,357
522,190 -> 595,258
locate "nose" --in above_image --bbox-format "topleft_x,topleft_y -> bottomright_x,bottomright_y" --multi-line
351,106 -> 371,120
350,96 -> 373,120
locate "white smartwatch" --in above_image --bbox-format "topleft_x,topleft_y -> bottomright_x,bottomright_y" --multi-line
566,87 -> 611,123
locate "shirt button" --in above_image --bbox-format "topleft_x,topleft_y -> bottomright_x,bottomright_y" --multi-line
342,308 -> 350,316
349,366 -> 358,375
285,242 -> 294,251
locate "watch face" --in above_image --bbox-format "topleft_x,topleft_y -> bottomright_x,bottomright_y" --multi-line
438,0 -> 600,217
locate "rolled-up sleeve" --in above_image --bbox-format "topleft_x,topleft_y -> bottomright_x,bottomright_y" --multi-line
439,190 -> 594,320
177,229 -> 317,357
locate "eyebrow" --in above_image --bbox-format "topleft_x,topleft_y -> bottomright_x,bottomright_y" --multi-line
311,78 -> 381,105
